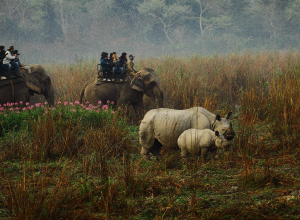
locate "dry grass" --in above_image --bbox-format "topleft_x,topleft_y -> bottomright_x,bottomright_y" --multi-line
1,51 -> 300,219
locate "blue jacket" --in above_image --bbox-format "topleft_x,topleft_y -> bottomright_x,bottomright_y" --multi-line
101,58 -> 109,65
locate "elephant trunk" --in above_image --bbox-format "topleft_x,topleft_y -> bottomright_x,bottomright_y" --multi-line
45,86 -> 55,106
153,85 -> 164,108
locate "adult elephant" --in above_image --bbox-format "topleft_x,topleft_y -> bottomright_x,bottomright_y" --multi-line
80,68 -> 164,113
0,64 -> 54,106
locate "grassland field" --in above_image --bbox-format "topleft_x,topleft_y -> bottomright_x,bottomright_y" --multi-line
0,51 -> 300,219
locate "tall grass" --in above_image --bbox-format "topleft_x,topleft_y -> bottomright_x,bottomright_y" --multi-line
1,51 -> 300,218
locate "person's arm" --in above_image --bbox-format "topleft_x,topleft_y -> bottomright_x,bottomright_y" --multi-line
5,51 -> 15,60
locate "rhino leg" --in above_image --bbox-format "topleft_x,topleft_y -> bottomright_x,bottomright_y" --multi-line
150,139 -> 162,159
210,149 -> 217,163
201,148 -> 209,164
139,121 -> 155,158
141,146 -> 151,160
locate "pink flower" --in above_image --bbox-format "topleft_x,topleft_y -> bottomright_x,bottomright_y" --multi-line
22,107 -> 26,111
41,105 -> 44,108
111,101 -> 114,105
72,109 -> 76,112
35,103 -> 41,107
9,108 -> 14,111
4,114 -> 7,117
111,111 -> 115,114
86,101 -> 89,104
26,102 -> 30,106
75,100 -> 80,104
98,100 -> 102,104
3,104 -> 6,107
104,109 -> 107,112
15,125 -> 17,127
45,111 -> 48,113
118,107 -> 121,110
31,105 -> 35,108
64,101 -> 68,105
17,111 -> 20,113
52,107 -> 56,110
95,110 -> 99,113
102,105 -> 108,110
19,101 -> 23,104
86,108 -> 91,110
107,100 -> 110,104
44,102 -> 48,105
14,102 -> 18,105
57,101 -> 61,104
59,112 -> 62,115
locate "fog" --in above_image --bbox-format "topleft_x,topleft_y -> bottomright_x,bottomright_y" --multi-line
1,0 -> 300,64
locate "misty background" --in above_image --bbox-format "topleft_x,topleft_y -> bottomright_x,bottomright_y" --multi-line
1,0 -> 300,64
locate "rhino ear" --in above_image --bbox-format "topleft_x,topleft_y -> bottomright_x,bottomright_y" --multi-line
226,112 -> 232,119
216,115 -> 221,121
215,131 -> 219,136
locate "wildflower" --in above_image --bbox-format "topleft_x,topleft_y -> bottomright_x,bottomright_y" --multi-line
104,109 -> 108,112
111,111 -> 115,114
118,107 -> 121,110
86,107 -> 91,111
45,111 -> 49,113
59,112 -> 62,115
26,102 -> 30,106
102,105 -> 108,110
64,101 -> 68,105
57,101 -> 61,104
111,101 -> 114,105
3,104 -> 6,107
19,101 -> 23,104
52,107 -> 56,110
4,114 -> 7,117
9,108 -> 14,111
98,100 -> 102,104
22,107 -> 26,111
15,125 -> 17,127
41,105 -> 44,108
95,110 -> 99,113
84,113 -> 87,115
35,103 -> 41,107
107,100 -> 110,104
44,102 -> 48,105
75,100 -> 80,104
14,102 -> 18,105
17,111 -> 20,113
72,109 -> 76,112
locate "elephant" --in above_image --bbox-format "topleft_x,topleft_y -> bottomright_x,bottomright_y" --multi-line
0,64 -> 54,106
139,107 -> 235,159
80,68 -> 164,113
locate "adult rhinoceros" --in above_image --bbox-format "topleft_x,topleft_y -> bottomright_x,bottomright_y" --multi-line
139,107 -> 235,158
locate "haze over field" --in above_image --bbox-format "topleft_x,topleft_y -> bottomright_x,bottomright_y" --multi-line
1,0 -> 300,63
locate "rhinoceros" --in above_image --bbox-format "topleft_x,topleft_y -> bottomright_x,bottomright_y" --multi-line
178,129 -> 230,163
139,107 -> 235,158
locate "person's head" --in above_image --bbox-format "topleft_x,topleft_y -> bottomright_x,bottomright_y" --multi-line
129,54 -> 135,61
121,52 -> 127,58
104,52 -> 108,59
8,45 -> 14,51
101,52 -> 106,58
112,52 -> 117,58
0,45 -> 4,51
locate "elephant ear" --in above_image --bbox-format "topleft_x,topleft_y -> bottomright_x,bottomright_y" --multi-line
130,75 -> 144,92
26,72 -> 42,94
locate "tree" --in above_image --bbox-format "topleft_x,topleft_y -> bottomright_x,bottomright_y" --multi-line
137,0 -> 191,44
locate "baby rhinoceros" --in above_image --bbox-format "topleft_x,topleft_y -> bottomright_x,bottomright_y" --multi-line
177,129 -> 230,163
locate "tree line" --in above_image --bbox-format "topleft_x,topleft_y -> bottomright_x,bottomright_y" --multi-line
1,0 -> 300,63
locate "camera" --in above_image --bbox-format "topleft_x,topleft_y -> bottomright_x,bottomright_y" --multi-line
13,50 -> 20,55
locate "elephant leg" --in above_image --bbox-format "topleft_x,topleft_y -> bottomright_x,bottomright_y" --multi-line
133,102 -> 144,118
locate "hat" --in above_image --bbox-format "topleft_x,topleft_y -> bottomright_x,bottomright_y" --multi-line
8,45 -> 14,50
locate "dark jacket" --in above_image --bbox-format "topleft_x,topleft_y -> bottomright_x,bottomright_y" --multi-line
0,50 -> 6,64
101,58 -> 109,65
109,58 -> 116,68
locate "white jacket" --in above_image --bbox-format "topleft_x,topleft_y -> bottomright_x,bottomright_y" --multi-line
3,51 -> 15,64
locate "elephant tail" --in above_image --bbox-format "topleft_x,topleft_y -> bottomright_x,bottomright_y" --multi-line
80,88 -> 85,104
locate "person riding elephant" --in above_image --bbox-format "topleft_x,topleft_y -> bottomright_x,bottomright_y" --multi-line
80,67 -> 164,114
0,64 -> 55,106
